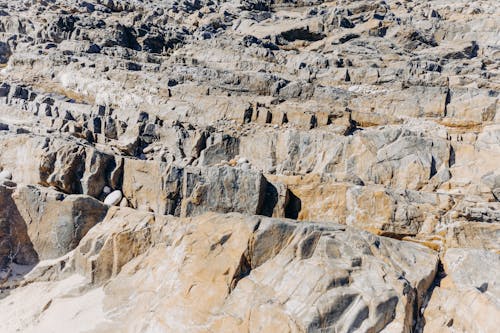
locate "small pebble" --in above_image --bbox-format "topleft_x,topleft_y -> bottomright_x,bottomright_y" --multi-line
104,190 -> 123,206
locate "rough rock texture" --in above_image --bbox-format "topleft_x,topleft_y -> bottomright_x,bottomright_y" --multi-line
0,0 -> 498,332
12,185 -> 108,259
423,249 -> 500,333
1,209 -> 439,333
0,181 -> 38,270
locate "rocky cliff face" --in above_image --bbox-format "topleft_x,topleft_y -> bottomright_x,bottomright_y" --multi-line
0,0 -> 498,332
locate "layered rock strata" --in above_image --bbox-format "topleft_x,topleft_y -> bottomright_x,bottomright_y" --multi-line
0,0 -> 498,332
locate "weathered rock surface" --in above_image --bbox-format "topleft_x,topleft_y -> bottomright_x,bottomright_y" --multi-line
12,185 -> 108,259
0,181 -> 38,269
423,249 -> 500,333
181,165 -> 267,217
0,0 -> 498,331
0,209 -> 438,333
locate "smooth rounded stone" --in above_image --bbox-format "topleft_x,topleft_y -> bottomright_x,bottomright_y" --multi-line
102,186 -> 111,195
104,190 -> 123,206
119,197 -> 128,207
0,170 -> 12,180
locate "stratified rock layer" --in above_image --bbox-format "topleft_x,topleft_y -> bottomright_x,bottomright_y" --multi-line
1,209 -> 439,333
0,0 -> 498,332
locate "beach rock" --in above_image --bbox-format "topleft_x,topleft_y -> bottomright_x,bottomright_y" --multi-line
0,182 -> 38,269
104,190 -> 123,206
12,185 -> 108,259
423,248 -> 500,333
0,0 -> 497,331
182,166 -> 267,217
0,209 -> 438,332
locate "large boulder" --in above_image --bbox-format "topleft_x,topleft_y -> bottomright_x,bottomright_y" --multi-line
0,181 -> 38,269
423,248 -> 500,333
265,174 -> 455,237
12,185 -> 108,259
181,166 -> 267,217
0,134 -> 118,197
121,158 -> 183,215
4,210 -> 438,332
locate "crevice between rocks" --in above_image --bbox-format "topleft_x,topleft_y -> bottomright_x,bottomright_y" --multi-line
413,258 -> 447,333
229,217 -> 299,293
229,218 -> 261,292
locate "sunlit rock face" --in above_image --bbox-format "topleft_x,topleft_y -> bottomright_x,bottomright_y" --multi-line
0,0 -> 498,332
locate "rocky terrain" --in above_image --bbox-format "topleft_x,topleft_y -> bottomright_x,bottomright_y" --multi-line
0,0 -> 498,332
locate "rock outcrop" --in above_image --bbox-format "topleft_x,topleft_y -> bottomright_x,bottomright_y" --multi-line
2,209 -> 439,333
423,249 -> 500,333
12,185 -> 108,259
0,0 -> 498,332
0,181 -> 38,270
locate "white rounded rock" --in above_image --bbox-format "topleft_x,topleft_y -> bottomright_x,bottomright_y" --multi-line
102,186 -> 112,195
0,170 -> 12,180
104,190 -> 123,206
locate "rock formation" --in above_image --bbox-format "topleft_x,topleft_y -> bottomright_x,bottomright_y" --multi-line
0,0 -> 498,332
